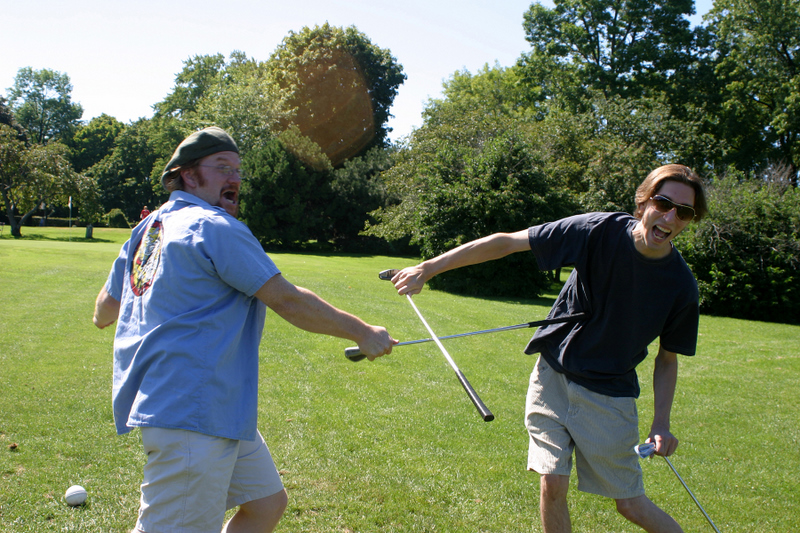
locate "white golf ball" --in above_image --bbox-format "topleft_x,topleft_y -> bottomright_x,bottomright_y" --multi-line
65,485 -> 88,506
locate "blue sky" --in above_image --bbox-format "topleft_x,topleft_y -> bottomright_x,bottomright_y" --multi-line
2,0 -> 714,142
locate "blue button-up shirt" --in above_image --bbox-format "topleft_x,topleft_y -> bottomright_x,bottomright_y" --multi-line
106,191 -> 280,441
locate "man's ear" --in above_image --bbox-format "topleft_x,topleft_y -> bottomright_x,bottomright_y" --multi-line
180,167 -> 198,190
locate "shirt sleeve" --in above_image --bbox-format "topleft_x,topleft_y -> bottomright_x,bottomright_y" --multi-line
660,299 -> 700,356
528,213 -> 602,271
105,240 -> 131,301
199,216 -> 281,297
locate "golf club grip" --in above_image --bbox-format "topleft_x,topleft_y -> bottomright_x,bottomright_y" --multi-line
403,294 -> 495,422
453,368 -> 494,421
345,268 -> 398,362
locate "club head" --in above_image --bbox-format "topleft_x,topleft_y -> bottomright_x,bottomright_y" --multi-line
345,347 -> 366,362
378,269 -> 399,281
635,442 -> 656,459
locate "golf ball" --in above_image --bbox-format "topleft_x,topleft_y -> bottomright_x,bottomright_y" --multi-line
65,485 -> 87,506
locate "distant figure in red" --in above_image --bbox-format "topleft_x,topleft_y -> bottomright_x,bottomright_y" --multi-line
140,206 -> 150,220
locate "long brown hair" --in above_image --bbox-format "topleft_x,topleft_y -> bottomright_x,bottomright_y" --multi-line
634,164 -> 708,222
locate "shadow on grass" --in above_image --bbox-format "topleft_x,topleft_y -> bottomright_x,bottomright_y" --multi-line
0,233 -> 116,243
436,289 -> 559,309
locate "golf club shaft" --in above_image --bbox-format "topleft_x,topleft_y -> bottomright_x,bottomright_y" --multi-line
404,294 -> 494,422
345,313 -> 589,361
663,456 -> 722,533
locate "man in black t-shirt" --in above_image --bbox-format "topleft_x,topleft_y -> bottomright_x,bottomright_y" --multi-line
391,164 -> 708,533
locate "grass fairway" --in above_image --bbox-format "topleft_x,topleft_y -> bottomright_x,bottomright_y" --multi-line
1,227 -> 798,532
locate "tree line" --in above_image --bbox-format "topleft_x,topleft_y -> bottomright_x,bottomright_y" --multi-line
1,3 -> 798,323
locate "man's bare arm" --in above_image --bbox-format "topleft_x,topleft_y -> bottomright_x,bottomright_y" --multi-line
255,274 -> 396,361
93,286 -> 120,329
392,230 -> 532,295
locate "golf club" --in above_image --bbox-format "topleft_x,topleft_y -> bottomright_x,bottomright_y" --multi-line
345,313 -> 589,361
635,442 -> 722,533
372,269 -> 494,421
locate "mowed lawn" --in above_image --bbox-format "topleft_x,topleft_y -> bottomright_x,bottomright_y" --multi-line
1,227 -> 798,532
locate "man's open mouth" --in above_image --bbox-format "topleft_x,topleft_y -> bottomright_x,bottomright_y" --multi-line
653,224 -> 671,240
222,190 -> 238,204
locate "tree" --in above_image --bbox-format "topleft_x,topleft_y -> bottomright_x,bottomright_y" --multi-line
154,51 -> 290,155
531,91 -> 711,213
0,96 -> 27,142
366,88 -> 578,297
192,51 -> 290,155
88,118 -> 181,221
69,114 -> 125,172
6,67 -> 83,144
240,132 -> 333,247
153,54 -> 227,119
326,146 -> 393,250
440,64 -> 543,120
267,23 -> 406,166
520,0 -> 696,99
677,168 -> 800,323
0,125 -> 78,237
71,172 -> 104,228
707,0 -> 800,183
0,125 -> 28,234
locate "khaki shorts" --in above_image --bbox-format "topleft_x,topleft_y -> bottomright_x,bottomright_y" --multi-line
135,428 -> 284,533
525,356 -> 644,499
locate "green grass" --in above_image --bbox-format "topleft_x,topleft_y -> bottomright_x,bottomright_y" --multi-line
1,227 -> 798,532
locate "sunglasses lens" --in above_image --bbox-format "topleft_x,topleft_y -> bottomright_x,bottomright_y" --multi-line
652,196 -> 694,221
676,207 -> 694,221
652,198 -> 673,213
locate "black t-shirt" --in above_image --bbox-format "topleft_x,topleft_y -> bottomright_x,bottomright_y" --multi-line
525,212 -> 699,398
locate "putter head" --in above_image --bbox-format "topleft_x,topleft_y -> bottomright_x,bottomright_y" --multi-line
378,269 -> 399,281
635,442 -> 656,459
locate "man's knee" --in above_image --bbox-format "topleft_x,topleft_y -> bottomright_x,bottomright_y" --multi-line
257,488 -> 288,515
615,495 -> 642,520
615,495 -> 664,524
540,474 -> 570,502
240,489 -> 288,524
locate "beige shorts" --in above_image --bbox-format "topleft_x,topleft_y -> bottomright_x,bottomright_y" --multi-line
135,427 -> 284,533
525,356 -> 644,499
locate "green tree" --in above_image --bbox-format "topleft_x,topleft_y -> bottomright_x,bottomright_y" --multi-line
192,51 -> 290,154
0,124 -> 28,234
6,67 -> 83,144
707,0 -> 800,182
0,126 -> 78,237
69,114 -> 125,172
240,133 -> 333,248
441,64 -> 542,120
267,23 -> 406,166
520,0 -> 697,100
677,167 -> 800,323
532,91 -> 710,212
367,90 -> 577,297
70,172 -> 104,228
326,146 -> 393,251
154,51 -> 289,155
0,96 -> 28,142
153,54 -> 227,119
88,118 -> 181,221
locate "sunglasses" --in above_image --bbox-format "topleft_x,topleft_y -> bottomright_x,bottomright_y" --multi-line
649,195 -> 695,222
198,164 -> 248,180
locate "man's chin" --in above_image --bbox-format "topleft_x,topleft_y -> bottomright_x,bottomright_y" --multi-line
218,202 -> 239,218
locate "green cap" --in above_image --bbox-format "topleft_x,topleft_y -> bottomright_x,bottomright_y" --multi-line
161,127 -> 239,187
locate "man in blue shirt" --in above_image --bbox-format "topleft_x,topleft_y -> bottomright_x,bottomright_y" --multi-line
93,126 -> 396,533
390,165 -> 707,533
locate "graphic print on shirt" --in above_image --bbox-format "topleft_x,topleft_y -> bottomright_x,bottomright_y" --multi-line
130,220 -> 163,296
